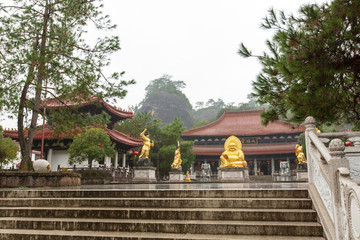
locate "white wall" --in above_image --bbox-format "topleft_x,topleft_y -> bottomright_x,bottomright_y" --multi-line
49,150 -> 70,171
49,149 -> 101,171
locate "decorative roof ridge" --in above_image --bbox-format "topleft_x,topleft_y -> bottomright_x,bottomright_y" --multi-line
224,109 -> 264,115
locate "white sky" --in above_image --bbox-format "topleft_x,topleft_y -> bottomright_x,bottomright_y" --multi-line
1,0 -> 327,128
106,0 -> 326,107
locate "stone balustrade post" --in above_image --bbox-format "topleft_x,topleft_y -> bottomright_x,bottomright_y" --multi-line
328,139 -> 349,240
304,116 -> 317,184
345,137 -> 360,182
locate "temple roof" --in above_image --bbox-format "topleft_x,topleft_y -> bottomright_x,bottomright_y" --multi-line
192,142 -> 297,156
41,95 -> 133,120
183,110 -> 305,137
3,125 -> 142,148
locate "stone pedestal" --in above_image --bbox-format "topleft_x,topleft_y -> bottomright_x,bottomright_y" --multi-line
169,171 -> 184,182
217,167 -> 250,182
296,169 -> 308,182
132,166 -> 157,183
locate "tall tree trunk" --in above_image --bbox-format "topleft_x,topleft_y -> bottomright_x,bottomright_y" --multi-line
19,1 -> 50,171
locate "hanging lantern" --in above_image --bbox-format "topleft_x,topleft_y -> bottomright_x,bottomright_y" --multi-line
249,161 -> 253,165
132,151 -> 139,156
211,161 -> 215,166
257,161 -> 261,165
346,141 -> 353,146
197,162 -> 201,165
278,160 -> 282,163
266,160 -> 270,164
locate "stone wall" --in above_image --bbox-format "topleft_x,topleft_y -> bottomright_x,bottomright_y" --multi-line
0,172 -> 81,188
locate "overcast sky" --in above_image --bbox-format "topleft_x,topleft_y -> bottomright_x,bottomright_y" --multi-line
104,0 -> 327,109
1,0 -> 327,128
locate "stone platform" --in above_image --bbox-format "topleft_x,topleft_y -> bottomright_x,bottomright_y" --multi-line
168,170 -> 183,182
132,166 -> 157,183
217,167 -> 250,182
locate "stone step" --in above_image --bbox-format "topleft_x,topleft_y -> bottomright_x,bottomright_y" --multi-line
0,229 -> 327,240
0,189 -> 309,199
0,197 -> 313,209
0,207 -> 317,222
0,218 -> 324,236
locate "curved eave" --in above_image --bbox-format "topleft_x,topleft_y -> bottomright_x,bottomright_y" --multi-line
101,102 -> 133,119
193,142 -> 297,156
4,126 -> 73,141
105,128 -> 142,147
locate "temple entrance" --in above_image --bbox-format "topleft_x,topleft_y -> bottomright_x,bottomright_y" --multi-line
259,162 -> 270,175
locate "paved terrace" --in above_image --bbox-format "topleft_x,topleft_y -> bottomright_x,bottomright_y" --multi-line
0,182 -> 308,191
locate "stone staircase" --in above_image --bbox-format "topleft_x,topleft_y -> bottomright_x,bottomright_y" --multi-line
0,188 -> 325,239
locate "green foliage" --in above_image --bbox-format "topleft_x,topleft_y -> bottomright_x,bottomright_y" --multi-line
143,75 -> 192,109
239,0 -> 360,126
47,109 -> 111,138
115,112 -> 162,139
0,0 -> 134,170
68,128 -> 115,168
0,126 -> 19,169
178,141 -> 196,174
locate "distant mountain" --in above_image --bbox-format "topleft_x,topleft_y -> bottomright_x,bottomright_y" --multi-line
138,91 -> 194,128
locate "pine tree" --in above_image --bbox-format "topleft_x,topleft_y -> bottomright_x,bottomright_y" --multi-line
239,0 -> 360,127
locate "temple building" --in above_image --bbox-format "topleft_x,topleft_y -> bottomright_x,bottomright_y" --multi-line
4,96 -> 142,171
182,110 -> 305,175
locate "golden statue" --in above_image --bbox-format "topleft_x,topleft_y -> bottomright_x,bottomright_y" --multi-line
171,141 -> 182,169
220,136 -> 247,167
139,129 -> 154,159
295,144 -> 307,164
184,171 -> 191,182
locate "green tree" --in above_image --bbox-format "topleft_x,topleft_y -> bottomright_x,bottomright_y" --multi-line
239,0 -> 360,126
0,1 -> 134,171
157,118 -> 195,178
115,112 -> 162,139
68,128 -> 114,169
0,126 -> 19,169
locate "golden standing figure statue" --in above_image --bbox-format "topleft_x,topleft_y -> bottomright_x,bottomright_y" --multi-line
184,171 -> 191,182
220,136 -> 247,167
295,144 -> 307,164
171,141 -> 182,169
139,129 -> 154,159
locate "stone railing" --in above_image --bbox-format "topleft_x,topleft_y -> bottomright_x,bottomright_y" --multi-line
304,116 -> 360,240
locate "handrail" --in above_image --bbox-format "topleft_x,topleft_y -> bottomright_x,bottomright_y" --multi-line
309,131 -> 331,163
318,132 -> 360,138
